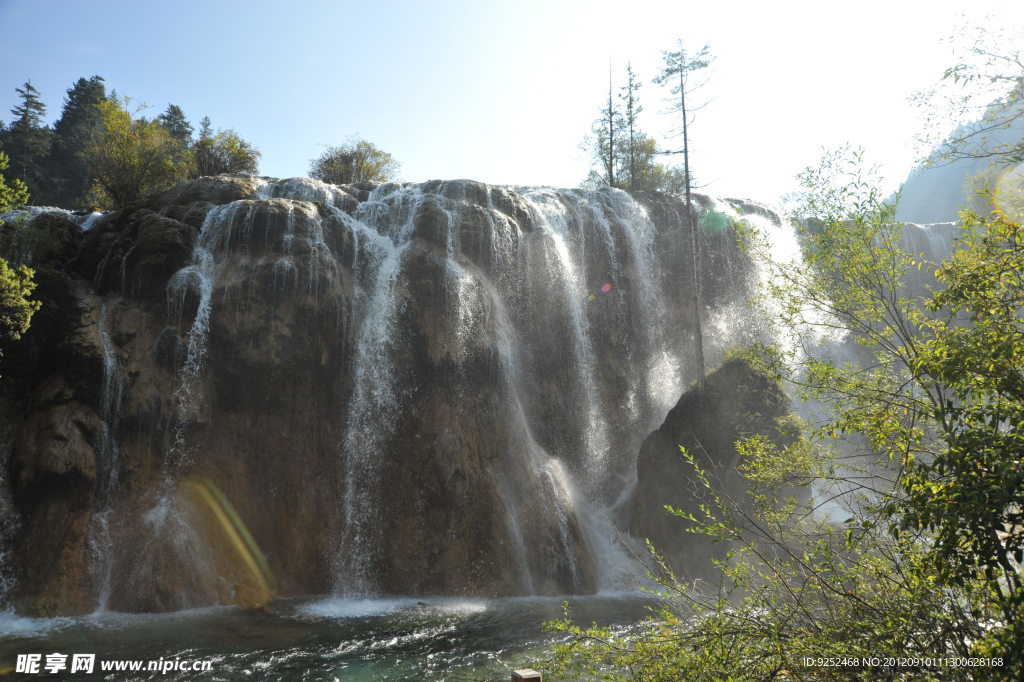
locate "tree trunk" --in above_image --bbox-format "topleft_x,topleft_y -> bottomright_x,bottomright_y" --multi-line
680,67 -> 706,390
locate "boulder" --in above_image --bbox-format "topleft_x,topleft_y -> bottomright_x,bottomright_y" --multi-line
630,356 -> 800,579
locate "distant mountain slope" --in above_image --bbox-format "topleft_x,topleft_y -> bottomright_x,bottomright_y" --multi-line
896,117 -> 1024,224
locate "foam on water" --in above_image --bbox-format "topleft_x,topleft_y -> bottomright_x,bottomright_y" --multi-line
299,597 -> 488,620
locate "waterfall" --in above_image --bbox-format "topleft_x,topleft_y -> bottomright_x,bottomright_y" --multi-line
3,175 -> 810,612
174,178 -> 766,597
96,300 -> 125,500
88,299 -> 127,611
520,189 -> 610,486
336,236 -> 408,592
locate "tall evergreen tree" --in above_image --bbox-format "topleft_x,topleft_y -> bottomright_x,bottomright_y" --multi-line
0,81 -> 53,204
583,65 -> 623,189
602,64 -> 619,188
583,64 -> 687,194
10,81 -> 46,129
620,63 -> 642,191
157,104 -> 193,145
48,75 -> 106,207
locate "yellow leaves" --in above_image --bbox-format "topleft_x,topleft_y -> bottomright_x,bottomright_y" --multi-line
87,97 -> 189,206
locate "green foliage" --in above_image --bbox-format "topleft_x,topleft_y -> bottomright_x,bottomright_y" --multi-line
583,62 -> 689,194
628,136 -> 688,193
547,515 -> 983,680
899,210 -> 1024,657
546,436 -> 986,680
157,104 -> 193,144
545,147 -> 1024,679
0,259 -> 40,357
764,151 -> 1024,668
190,125 -> 260,177
309,139 -> 399,185
47,75 -> 106,208
0,213 -> 59,268
0,80 -> 53,204
914,24 -> 1024,167
86,97 -> 189,206
0,151 -> 40,360
0,151 -> 29,212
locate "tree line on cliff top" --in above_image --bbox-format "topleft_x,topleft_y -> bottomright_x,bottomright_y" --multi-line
0,76 -> 402,211
582,43 -> 710,198
0,77 -> 259,208
1,50 -> 720,215
0,76 -> 405,368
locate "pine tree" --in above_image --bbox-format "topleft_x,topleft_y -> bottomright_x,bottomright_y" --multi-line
48,75 -> 106,207
0,81 -> 53,204
584,64 -> 690,193
157,104 -> 193,145
10,81 -> 46,129
582,65 -> 624,189
602,64 -> 619,188
620,63 -> 643,191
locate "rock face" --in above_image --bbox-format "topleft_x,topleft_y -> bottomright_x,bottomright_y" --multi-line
630,356 -> 799,580
0,176 -> 784,614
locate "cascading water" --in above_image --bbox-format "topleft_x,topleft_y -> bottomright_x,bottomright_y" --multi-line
2,174 -> 831,614
96,300 -> 125,499
336,227 -> 410,592
170,200 -> 257,440
87,300 -> 127,611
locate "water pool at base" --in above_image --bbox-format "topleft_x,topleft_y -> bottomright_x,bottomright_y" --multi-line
0,594 -> 658,680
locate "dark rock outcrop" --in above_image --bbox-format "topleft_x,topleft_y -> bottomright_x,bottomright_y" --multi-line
630,356 -> 800,579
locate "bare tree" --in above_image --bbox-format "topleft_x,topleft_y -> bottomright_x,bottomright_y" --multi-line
620,63 -> 642,191
592,62 -> 619,188
654,40 -> 713,389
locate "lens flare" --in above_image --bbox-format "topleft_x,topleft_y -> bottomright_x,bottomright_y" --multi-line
600,283 -> 612,293
993,164 -> 1024,223
700,210 -> 730,232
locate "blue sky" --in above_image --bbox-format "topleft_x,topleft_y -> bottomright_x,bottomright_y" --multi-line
1,0 -> 1022,202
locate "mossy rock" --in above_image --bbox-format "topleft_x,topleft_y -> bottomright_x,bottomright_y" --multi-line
150,175 -> 262,209
123,212 -> 197,303
0,211 -> 83,269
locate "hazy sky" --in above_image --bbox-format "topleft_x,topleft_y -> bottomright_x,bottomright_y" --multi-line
1,0 -> 1022,203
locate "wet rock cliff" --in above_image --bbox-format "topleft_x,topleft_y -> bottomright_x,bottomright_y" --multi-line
0,175 -> 781,615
